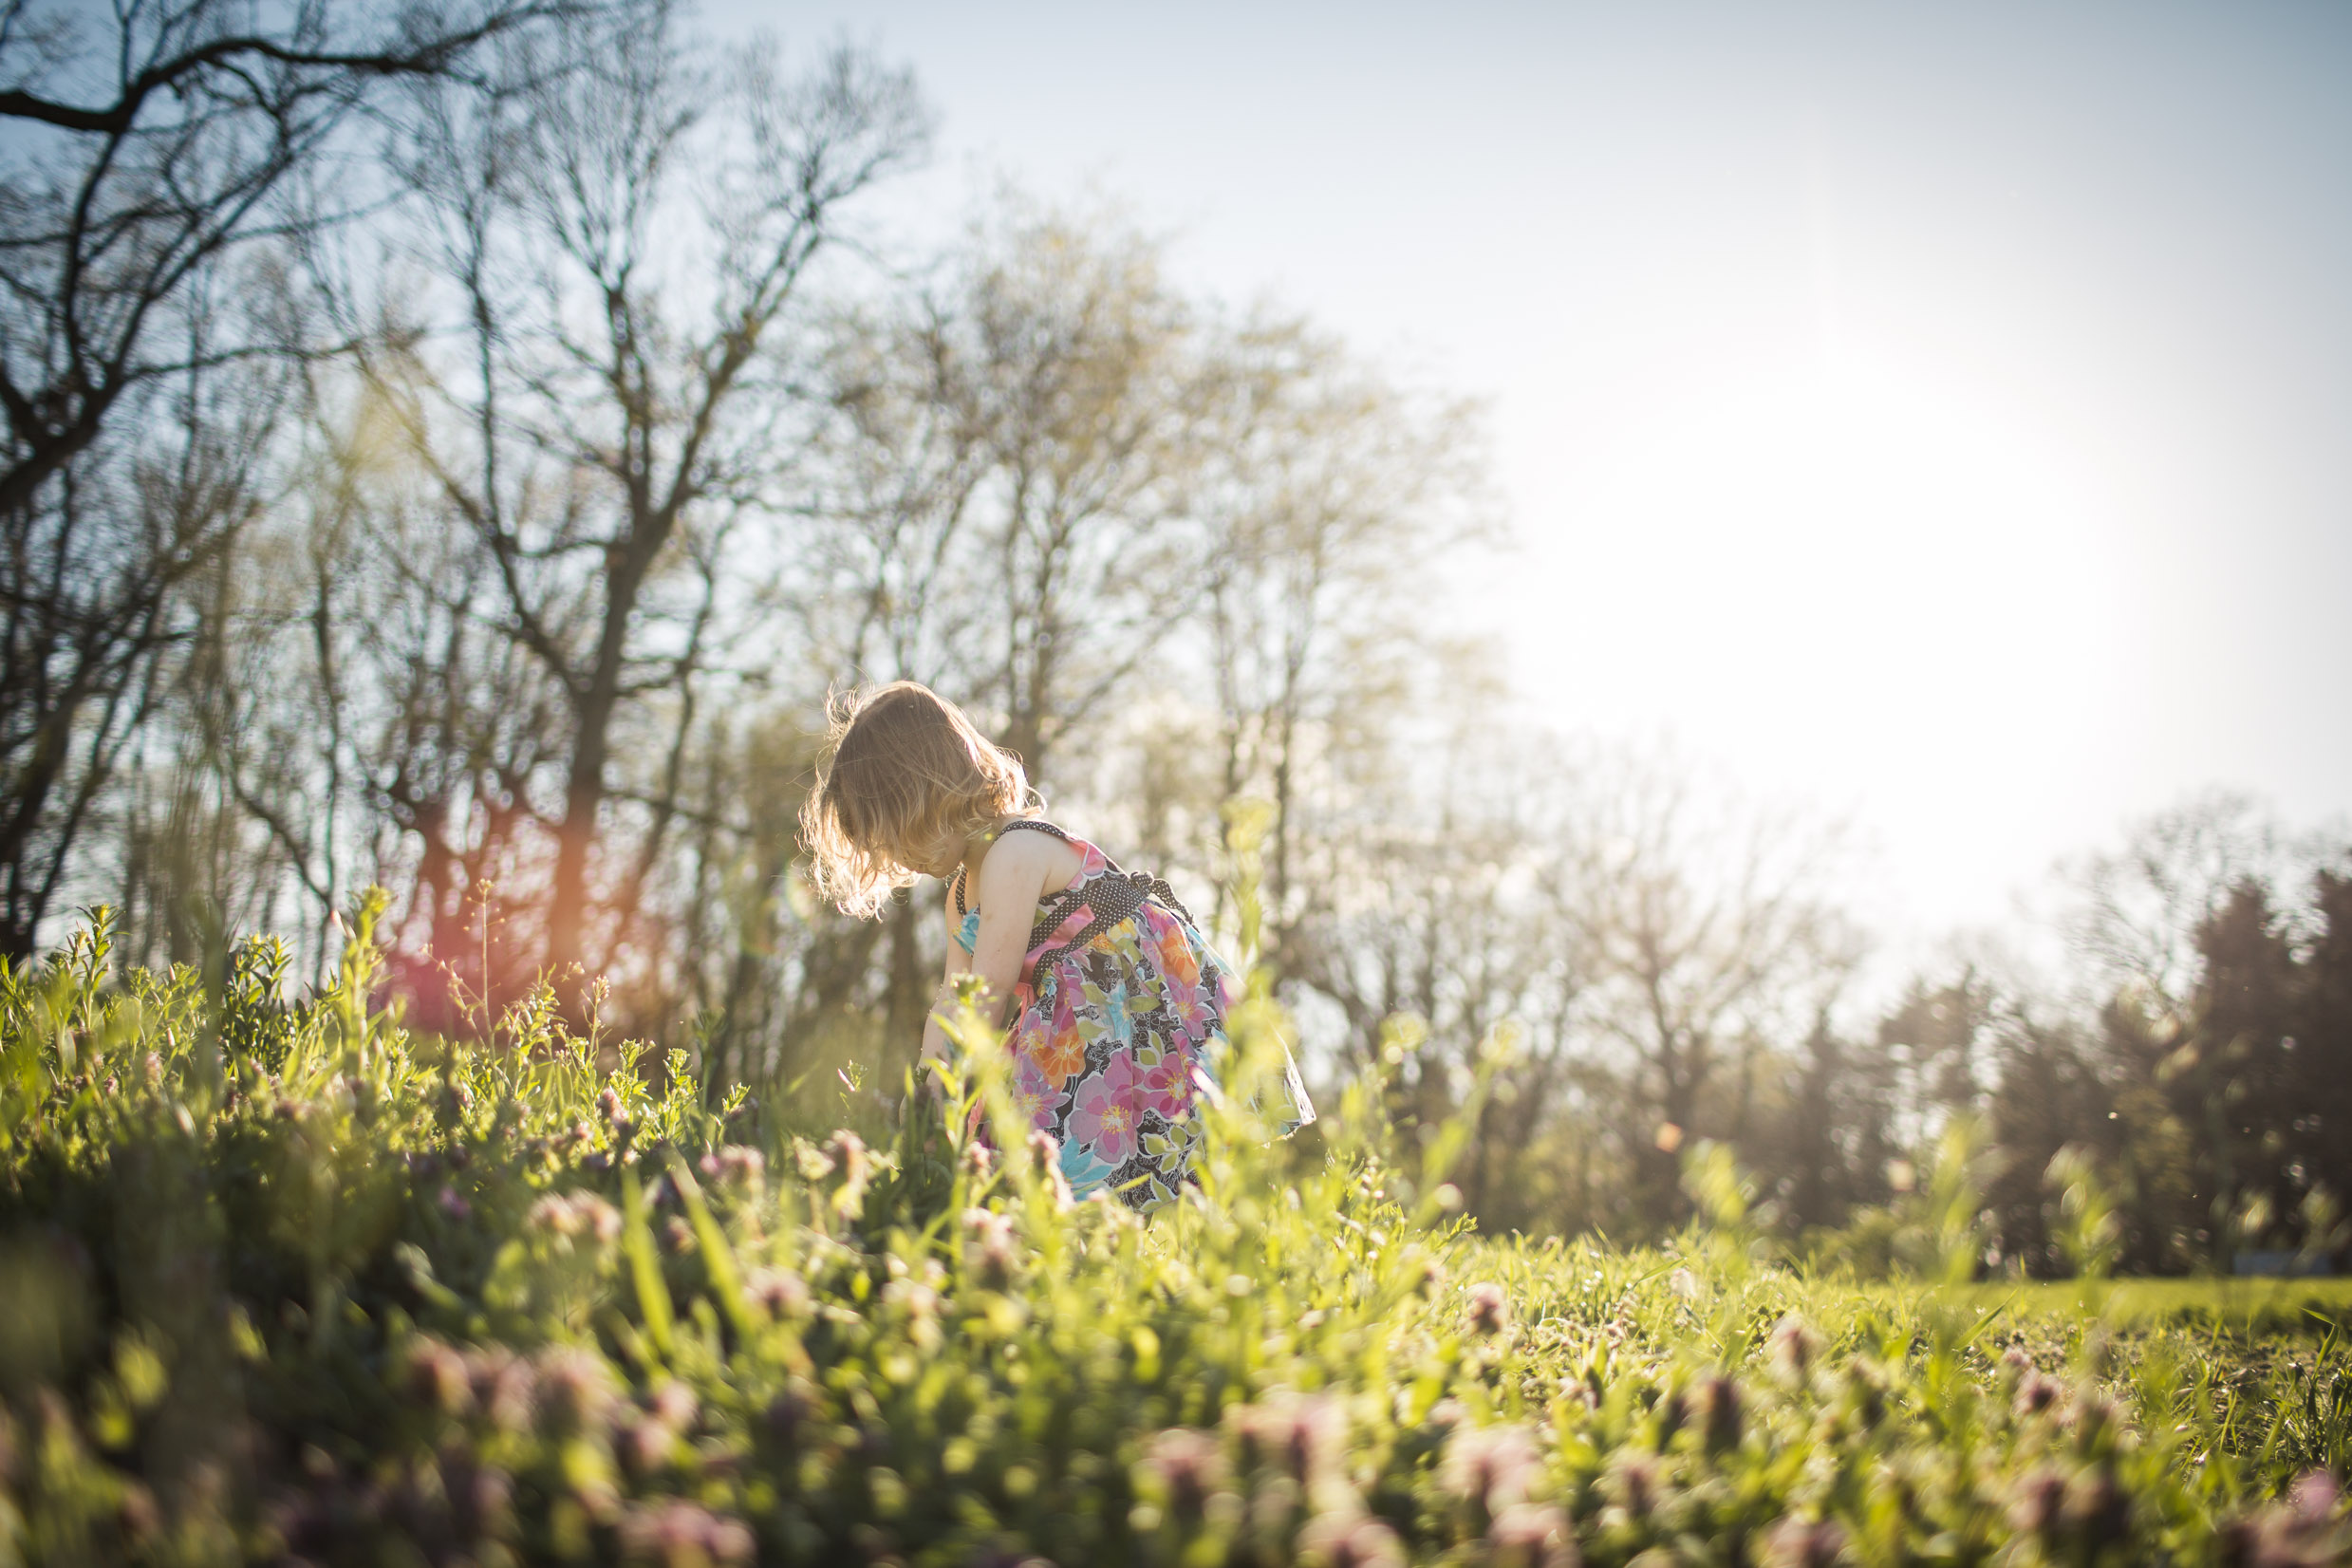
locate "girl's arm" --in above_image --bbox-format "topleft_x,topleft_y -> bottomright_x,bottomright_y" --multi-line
916,882 -> 967,1076
965,833 -> 1055,1017
917,831 -> 1056,1068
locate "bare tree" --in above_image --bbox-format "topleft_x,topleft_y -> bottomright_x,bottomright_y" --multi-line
0,0 -> 577,512
1280,707 -> 1588,1227
2061,789 -> 2319,1015
355,7 -> 928,988
166,376 -> 578,1005
0,300 -> 292,958
803,288 -> 999,692
0,0 -> 585,956
1196,318 -> 1488,943
1555,742 -> 1859,1224
833,198 -> 1215,785
802,211 -> 1488,867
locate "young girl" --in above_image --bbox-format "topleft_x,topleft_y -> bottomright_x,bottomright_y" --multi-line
799,681 -> 1312,1209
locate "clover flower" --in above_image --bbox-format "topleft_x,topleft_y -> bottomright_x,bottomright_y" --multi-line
1488,1502 -> 1578,1568
1654,1388 -> 1689,1447
402,1339 -> 472,1418
1440,1422 -> 1540,1513
650,1378 -> 697,1431
2013,1372 -> 2063,1418
1698,1374 -> 1744,1456
617,1499 -> 755,1566
532,1346 -> 616,1434
1266,1395 -> 1346,1486
2062,1465 -> 2130,1550
1761,1514 -> 1847,1568
621,1409 -> 676,1477
2064,1389 -> 2121,1447
1767,1315 -> 1820,1380
466,1348 -> 536,1433
2008,1466 -> 2068,1537
823,1129 -> 868,1186
963,1206 -> 1018,1288
882,1277 -> 941,1324
1297,1510 -> 1405,1568
526,1189 -> 621,1244
2218,1473 -> 2351,1568
1143,1428 -> 1225,1523
745,1265 -> 812,1319
698,1144 -> 764,1192
1226,1395 -> 1345,1489
1610,1454 -> 1659,1518
1024,1129 -> 1074,1209
436,1453 -> 513,1541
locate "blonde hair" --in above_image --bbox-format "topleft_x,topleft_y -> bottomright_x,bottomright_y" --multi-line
799,681 -> 1035,918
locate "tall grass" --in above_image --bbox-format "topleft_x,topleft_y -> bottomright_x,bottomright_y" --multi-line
0,874 -> 2345,1564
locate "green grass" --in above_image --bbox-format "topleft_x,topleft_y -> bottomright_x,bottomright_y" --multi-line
1,900 -> 2346,1565
1937,1279 -> 2352,1335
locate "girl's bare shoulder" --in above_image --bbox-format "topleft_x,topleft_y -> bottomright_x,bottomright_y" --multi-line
980,824 -> 1083,898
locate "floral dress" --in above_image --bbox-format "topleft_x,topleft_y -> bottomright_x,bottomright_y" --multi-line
950,820 -> 1314,1210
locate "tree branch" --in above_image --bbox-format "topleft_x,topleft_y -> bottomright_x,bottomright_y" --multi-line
0,11 -> 571,137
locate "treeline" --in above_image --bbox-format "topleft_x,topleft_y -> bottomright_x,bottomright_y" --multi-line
1309,771 -> 2352,1277
4,0 -> 2344,1272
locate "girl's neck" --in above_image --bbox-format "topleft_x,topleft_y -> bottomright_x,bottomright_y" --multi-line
960,815 -> 1012,888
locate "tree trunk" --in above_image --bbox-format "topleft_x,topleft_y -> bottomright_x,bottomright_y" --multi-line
0,671 -> 98,960
1637,1061 -> 1702,1230
547,719 -> 610,991
545,550 -> 651,990
1791,1022 -> 1841,1231
879,893 -> 929,1095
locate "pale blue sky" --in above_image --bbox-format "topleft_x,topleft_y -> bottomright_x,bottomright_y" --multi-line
724,0 -> 2352,938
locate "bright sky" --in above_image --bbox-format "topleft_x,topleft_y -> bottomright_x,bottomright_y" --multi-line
733,0 -> 2352,942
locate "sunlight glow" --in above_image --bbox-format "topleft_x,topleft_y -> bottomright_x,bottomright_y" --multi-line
740,0 -> 2352,942
1530,341 -> 2140,938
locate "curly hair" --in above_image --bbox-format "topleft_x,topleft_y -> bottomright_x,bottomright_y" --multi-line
798,681 -> 1036,918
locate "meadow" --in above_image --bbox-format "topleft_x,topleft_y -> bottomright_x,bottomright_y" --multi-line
1,898 -> 2345,1567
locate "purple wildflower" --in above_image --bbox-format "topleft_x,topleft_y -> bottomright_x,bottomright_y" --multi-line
1488,1502 -> 1579,1568
1440,1422 -> 1540,1513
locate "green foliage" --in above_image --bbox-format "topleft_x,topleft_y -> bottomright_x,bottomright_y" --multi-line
2047,1146 -> 2124,1286
1,904 -> 2347,1565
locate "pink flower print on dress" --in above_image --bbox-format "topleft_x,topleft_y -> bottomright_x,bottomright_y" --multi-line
1139,1048 -> 1195,1121
1067,1052 -> 1146,1166
1167,974 -> 1216,1042
1008,1055 -> 1066,1130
